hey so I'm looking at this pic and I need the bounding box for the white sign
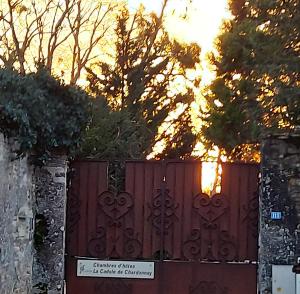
[77,260,155,279]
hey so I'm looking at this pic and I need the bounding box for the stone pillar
[259,133,300,293]
[0,134,34,294]
[33,156,68,294]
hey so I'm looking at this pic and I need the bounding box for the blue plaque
[271,211,282,220]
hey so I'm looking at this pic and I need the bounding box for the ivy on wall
[0,68,91,163]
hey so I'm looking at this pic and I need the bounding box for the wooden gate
[66,160,259,294]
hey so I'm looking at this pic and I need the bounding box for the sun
[128,0,231,85]
[164,1,229,53]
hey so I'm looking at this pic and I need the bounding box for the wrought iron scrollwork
[194,193,228,224]
[183,193,237,261]
[123,228,142,258]
[242,192,259,237]
[218,231,236,261]
[88,190,142,259]
[88,226,106,257]
[98,191,134,226]
[148,188,178,235]
[190,281,229,294]
[182,229,201,260]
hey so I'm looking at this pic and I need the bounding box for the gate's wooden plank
[238,165,251,260]
[180,162,201,260]
[142,162,155,258]
[164,162,176,258]
[152,163,163,258]
[170,162,184,259]
[221,163,259,261]
[193,162,202,194]
[124,162,136,258]
[96,162,109,257]
[86,162,100,257]
[97,162,108,192]
[125,162,135,201]
[66,161,81,256]
[221,163,241,261]
[77,162,89,257]
[246,164,259,261]
[131,162,145,258]
[193,162,202,259]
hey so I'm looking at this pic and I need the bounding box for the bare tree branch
[0,0,116,83]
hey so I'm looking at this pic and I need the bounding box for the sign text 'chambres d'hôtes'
[77,260,155,279]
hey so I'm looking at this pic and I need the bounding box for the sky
[127,0,231,84]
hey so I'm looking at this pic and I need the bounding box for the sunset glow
[128,0,231,85]
[129,0,231,192]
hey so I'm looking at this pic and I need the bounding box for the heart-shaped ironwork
[193,193,228,223]
[98,191,134,222]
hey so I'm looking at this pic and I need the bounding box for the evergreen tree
[202,0,300,161]
[80,96,151,159]
[83,6,201,159]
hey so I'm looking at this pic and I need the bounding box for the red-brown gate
[66,160,259,294]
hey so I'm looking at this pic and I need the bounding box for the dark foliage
[202,0,300,161]
[0,68,91,163]
[82,7,201,160]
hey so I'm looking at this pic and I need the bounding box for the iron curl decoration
[87,190,142,259]
[148,188,178,235]
[123,228,142,259]
[182,229,201,260]
[87,226,106,258]
[194,193,229,224]
[98,191,134,226]
[218,231,237,262]
[183,193,237,261]
[242,192,259,238]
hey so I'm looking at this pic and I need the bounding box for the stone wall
[259,133,300,293]
[0,134,34,294]
[0,133,68,294]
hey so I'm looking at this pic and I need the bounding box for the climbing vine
[0,68,91,163]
